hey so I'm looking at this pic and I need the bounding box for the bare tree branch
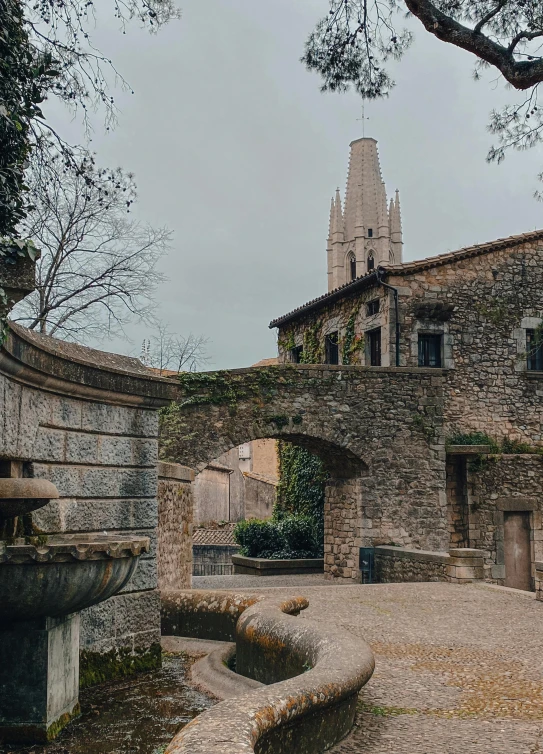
[10,144,170,341]
[141,324,210,374]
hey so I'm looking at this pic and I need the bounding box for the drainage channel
[0,653,214,754]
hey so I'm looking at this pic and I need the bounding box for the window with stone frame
[367,228,373,238]
[325,331,339,365]
[418,333,442,368]
[367,299,380,316]
[368,328,381,366]
[290,345,303,364]
[527,329,543,371]
[367,253,375,272]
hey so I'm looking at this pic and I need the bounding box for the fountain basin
[0,534,149,623]
[0,533,150,742]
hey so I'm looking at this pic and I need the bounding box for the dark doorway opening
[368,328,381,366]
[325,332,339,365]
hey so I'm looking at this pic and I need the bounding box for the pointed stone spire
[328,196,335,239]
[326,138,403,287]
[390,189,403,264]
[331,189,344,239]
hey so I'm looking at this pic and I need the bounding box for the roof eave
[269,270,381,329]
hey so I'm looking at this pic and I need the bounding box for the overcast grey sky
[47,1,543,369]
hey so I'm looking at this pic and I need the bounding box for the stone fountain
[0,477,149,743]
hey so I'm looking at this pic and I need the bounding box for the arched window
[348,253,357,281]
[367,253,375,272]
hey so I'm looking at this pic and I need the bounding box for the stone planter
[232,554,324,576]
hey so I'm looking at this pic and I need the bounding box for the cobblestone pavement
[192,573,346,589]
[202,581,543,753]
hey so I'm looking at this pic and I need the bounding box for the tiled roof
[193,523,238,546]
[269,229,543,329]
[383,229,543,275]
[269,271,379,328]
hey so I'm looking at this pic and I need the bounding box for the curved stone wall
[0,323,173,680]
[162,590,375,754]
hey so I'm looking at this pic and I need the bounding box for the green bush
[446,431,499,450]
[233,515,322,560]
[233,519,282,558]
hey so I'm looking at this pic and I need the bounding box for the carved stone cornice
[0,533,150,564]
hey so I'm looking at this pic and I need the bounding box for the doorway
[504,512,532,591]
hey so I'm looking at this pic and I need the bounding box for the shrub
[446,431,499,451]
[233,515,322,560]
[233,519,282,558]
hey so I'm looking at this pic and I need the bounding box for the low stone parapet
[161,590,374,754]
[447,548,486,583]
[232,554,324,576]
[375,546,485,584]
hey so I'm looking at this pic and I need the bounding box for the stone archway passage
[159,364,447,579]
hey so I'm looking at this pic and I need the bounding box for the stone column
[157,461,194,591]
[0,615,80,743]
[324,477,363,582]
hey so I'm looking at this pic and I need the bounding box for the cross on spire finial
[356,101,370,138]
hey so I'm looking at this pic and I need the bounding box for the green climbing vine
[342,303,364,365]
[275,317,327,549]
[165,366,299,415]
[300,320,324,364]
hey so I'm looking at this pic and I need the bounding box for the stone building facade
[265,137,543,590]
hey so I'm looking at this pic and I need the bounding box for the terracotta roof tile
[193,523,238,545]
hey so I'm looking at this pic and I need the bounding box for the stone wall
[388,238,543,445]
[192,545,240,574]
[157,461,193,591]
[374,546,485,584]
[277,284,391,367]
[466,454,543,583]
[243,471,276,520]
[160,365,447,579]
[0,324,175,680]
[375,546,449,582]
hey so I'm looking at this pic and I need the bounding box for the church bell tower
[327,138,403,292]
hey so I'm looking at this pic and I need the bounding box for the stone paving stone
[199,578,543,753]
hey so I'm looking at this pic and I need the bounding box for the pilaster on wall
[446,456,469,548]
[324,477,363,582]
[157,461,194,591]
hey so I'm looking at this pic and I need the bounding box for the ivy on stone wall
[275,321,327,542]
[300,320,324,364]
[342,303,364,365]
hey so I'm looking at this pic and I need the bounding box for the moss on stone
[79,643,161,689]
[46,703,81,740]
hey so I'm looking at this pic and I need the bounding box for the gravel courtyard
[193,578,543,754]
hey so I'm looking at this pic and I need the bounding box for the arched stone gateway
[159,363,446,581]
